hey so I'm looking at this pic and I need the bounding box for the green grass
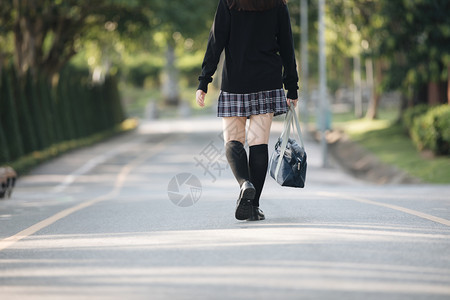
[335,115,450,184]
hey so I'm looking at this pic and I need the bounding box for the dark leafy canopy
[327,0,449,92]
[0,0,217,77]
[150,0,217,42]
[0,0,151,77]
[376,0,450,85]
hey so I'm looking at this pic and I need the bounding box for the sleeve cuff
[286,89,298,100]
[197,80,209,93]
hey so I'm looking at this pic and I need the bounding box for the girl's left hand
[196,90,206,107]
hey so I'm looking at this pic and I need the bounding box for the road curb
[311,129,421,185]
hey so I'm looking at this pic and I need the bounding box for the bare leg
[222,116,247,144]
[222,116,249,186]
[247,113,273,146]
[222,113,273,145]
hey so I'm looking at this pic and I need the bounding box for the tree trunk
[353,55,363,118]
[364,58,376,119]
[162,43,180,106]
[12,0,82,80]
[428,81,440,105]
[365,59,383,119]
[343,58,351,88]
[13,0,44,77]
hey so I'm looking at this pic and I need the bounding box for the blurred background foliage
[1,0,448,110]
[0,0,449,177]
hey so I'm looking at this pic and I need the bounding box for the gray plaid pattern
[217,89,288,117]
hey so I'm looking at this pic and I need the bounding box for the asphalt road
[1,116,449,300]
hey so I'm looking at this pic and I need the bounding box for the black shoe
[247,206,265,221]
[235,181,256,220]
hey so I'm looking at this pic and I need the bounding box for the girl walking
[196,0,299,221]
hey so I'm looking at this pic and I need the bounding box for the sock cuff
[249,144,268,150]
[226,140,244,147]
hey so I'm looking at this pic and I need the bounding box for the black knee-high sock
[225,141,250,187]
[249,144,268,207]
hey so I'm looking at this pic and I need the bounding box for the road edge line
[317,191,450,227]
[0,136,177,252]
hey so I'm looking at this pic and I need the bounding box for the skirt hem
[217,88,287,118]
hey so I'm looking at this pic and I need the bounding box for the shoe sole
[247,207,265,221]
[235,186,255,220]
[247,215,265,221]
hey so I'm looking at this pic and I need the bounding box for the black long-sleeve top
[198,0,299,99]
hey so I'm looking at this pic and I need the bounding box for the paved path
[0,116,449,299]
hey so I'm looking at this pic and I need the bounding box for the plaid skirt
[217,89,288,117]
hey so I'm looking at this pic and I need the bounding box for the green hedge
[402,104,429,131]
[0,64,126,169]
[404,104,450,155]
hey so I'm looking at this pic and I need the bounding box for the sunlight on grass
[338,119,392,138]
[334,114,450,184]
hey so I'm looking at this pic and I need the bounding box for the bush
[0,70,24,160]
[402,104,429,130]
[0,63,126,168]
[410,105,450,155]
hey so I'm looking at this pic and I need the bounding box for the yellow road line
[0,136,176,252]
[318,191,450,227]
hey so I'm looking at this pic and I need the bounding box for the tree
[0,0,150,80]
[149,0,217,105]
[322,0,449,120]
[354,0,449,107]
